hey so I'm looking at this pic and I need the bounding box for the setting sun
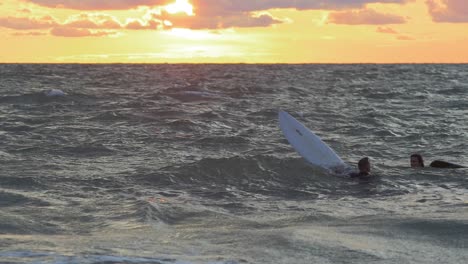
[165,0,194,16]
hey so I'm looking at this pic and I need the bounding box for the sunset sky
[0,0,467,63]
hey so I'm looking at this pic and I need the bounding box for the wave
[0,191,50,207]
[0,91,68,104]
[134,155,408,200]
[59,143,115,157]
[0,251,185,264]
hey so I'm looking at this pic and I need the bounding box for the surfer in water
[349,157,371,179]
[410,154,424,168]
[410,153,465,168]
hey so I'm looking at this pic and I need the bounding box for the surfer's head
[358,157,370,174]
[410,154,424,167]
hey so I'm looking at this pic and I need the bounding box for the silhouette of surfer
[410,154,424,168]
[349,157,371,179]
[410,153,465,168]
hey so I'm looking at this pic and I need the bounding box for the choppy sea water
[0,64,467,264]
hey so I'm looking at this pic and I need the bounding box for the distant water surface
[0,64,467,263]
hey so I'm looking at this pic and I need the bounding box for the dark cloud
[328,8,406,24]
[20,0,412,29]
[427,0,468,23]
[191,0,409,15]
[5,1,414,33]
[63,14,123,29]
[0,16,57,29]
[23,0,410,11]
[0,13,162,37]
[24,0,169,10]
[124,19,161,30]
[157,11,284,29]
[62,14,162,30]
[168,0,408,29]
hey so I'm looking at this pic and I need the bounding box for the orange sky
[0,0,467,63]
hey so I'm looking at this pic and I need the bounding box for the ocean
[0,64,467,263]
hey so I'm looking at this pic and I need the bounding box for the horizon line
[2,62,468,65]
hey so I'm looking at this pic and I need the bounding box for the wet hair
[358,157,370,171]
[410,154,424,167]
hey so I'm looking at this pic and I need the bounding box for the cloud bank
[427,0,468,23]
[0,16,57,29]
[22,0,169,10]
[24,0,409,11]
[0,13,162,37]
[0,0,416,36]
[20,0,410,29]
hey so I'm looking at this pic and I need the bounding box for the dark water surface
[0,64,467,263]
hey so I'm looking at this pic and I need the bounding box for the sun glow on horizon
[166,28,215,40]
[1,0,468,63]
[165,0,194,16]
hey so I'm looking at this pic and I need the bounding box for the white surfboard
[279,110,346,170]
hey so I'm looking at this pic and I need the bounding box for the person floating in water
[350,157,371,179]
[410,154,425,168]
[410,153,465,168]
